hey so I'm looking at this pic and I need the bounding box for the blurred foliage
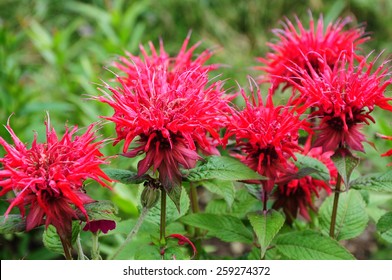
[1,0,392,259]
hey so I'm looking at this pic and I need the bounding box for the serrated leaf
[0,215,26,234]
[180,213,253,244]
[331,149,360,187]
[76,200,120,222]
[351,170,392,193]
[42,222,81,255]
[294,153,330,181]
[104,168,150,184]
[202,179,235,208]
[276,230,355,260]
[184,156,266,182]
[319,189,368,240]
[145,188,190,225]
[248,210,285,258]
[377,212,392,243]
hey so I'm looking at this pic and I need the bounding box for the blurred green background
[1,0,392,259]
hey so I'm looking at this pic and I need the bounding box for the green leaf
[0,215,26,234]
[76,200,120,222]
[145,188,190,225]
[276,230,355,260]
[331,149,360,187]
[134,244,161,260]
[351,170,392,193]
[377,212,392,243]
[42,222,81,255]
[180,213,253,244]
[184,156,265,182]
[248,210,285,258]
[166,184,182,213]
[319,189,368,240]
[104,168,150,184]
[202,179,235,208]
[294,153,330,181]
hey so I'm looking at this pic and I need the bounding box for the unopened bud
[141,183,160,209]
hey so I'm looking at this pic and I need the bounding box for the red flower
[224,87,310,193]
[0,116,111,244]
[290,53,392,152]
[258,14,367,92]
[273,147,336,222]
[96,36,231,190]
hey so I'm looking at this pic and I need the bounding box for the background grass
[1,0,392,259]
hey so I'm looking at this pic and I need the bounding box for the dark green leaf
[42,222,81,255]
[377,212,392,243]
[0,215,26,234]
[331,149,360,187]
[319,189,368,240]
[248,210,285,258]
[180,213,253,244]
[104,168,150,184]
[351,170,392,193]
[184,156,265,182]
[202,179,235,208]
[294,153,330,181]
[276,230,355,260]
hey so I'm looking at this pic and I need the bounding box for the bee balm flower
[0,117,111,246]
[290,54,392,152]
[258,14,367,92]
[224,87,310,193]
[96,37,231,191]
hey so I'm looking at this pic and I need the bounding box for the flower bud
[141,183,160,209]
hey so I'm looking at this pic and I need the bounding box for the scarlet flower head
[258,14,367,92]
[273,147,335,222]
[97,36,231,190]
[224,87,309,192]
[0,116,111,243]
[291,53,392,152]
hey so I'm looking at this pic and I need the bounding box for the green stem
[189,183,201,236]
[329,173,342,238]
[76,233,86,260]
[59,234,73,260]
[110,207,149,260]
[91,232,101,260]
[160,189,167,247]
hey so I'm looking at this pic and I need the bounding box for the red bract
[378,134,392,164]
[258,14,367,92]
[96,37,231,190]
[0,117,111,244]
[273,147,335,222]
[224,87,309,193]
[290,53,392,152]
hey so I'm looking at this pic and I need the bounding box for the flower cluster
[0,117,111,242]
[97,36,232,190]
